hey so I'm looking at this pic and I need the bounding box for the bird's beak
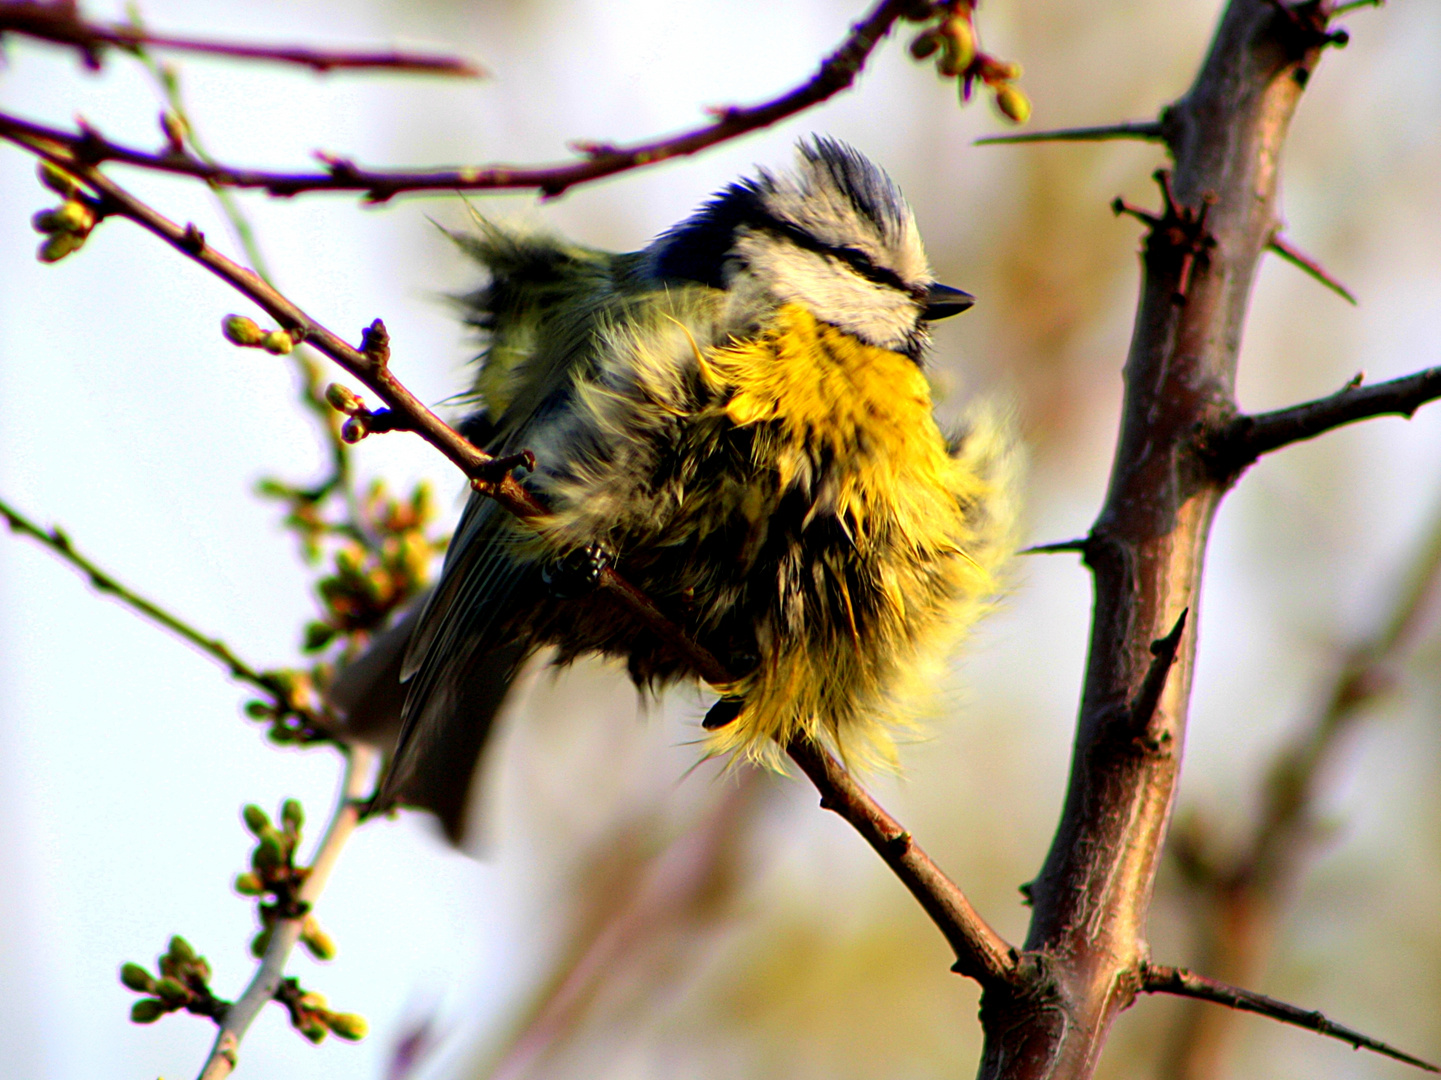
[921,283,975,321]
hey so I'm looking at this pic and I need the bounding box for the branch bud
[234,871,264,895]
[120,963,156,993]
[130,998,166,1024]
[155,976,190,1006]
[242,803,271,835]
[325,383,363,414]
[995,83,1032,124]
[281,798,304,834]
[261,330,295,355]
[37,231,85,263]
[38,161,79,197]
[223,315,266,347]
[340,416,368,444]
[300,915,337,961]
[326,1012,369,1041]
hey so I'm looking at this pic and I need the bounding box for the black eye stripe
[749,212,922,301]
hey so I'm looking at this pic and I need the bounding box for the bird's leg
[541,541,615,599]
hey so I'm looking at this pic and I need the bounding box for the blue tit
[340,137,1016,839]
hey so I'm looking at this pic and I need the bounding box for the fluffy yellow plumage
[348,138,1016,838]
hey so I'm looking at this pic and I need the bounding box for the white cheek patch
[732,231,920,351]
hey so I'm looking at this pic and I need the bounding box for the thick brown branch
[2,136,1019,994]
[1142,964,1441,1073]
[0,1,480,74]
[0,0,913,201]
[1206,363,1441,475]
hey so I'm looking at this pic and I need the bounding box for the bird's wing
[379,225,638,810]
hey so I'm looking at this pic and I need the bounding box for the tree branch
[0,0,917,201]
[1142,964,1440,1073]
[196,744,378,1080]
[0,1,480,74]
[0,130,1022,995]
[1205,363,1441,475]
[0,494,333,735]
[1160,494,1441,1080]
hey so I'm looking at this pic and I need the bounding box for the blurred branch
[0,0,481,74]
[197,744,378,1080]
[1160,496,1441,1080]
[2,115,1024,998]
[1205,363,1441,475]
[1142,964,1441,1072]
[0,0,920,201]
[0,494,334,737]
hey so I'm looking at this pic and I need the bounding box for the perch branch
[1142,964,1440,1073]
[0,137,1019,993]
[0,1,480,74]
[1206,362,1441,476]
[196,744,378,1080]
[0,0,915,201]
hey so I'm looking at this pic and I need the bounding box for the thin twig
[0,1,480,74]
[1206,363,1441,475]
[786,738,1020,985]
[0,0,915,201]
[1142,964,1440,1072]
[1267,233,1357,305]
[974,119,1166,146]
[1019,537,1090,555]
[1,123,1021,996]
[196,744,378,1080]
[0,494,331,728]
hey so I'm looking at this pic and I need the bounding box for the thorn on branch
[1262,0,1351,52]
[1115,170,1217,304]
[976,119,1166,146]
[1126,608,1189,743]
[1020,536,1091,555]
[1267,233,1357,304]
[1142,963,1440,1072]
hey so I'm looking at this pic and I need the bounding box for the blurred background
[1,1,1439,1077]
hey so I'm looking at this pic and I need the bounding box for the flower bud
[302,621,336,652]
[995,83,1032,124]
[120,963,156,993]
[32,209,62,234]
[53,199,96,234]
[223,315,266,347]
[250,927,273,958]
[938,17,975,76]
[300,915,337,961]
[341,416,367,444]
[325,383,362,413]
[130,998,167,1024]
[261,330,294,355]
[38,231,85,263]
[167,936,197,964]
[327,1012,369,1041]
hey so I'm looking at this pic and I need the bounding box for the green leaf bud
[281,799,304,835]
[120,963,156,993]
[167,936,197,965]
[155,976,189,1005]
[301,1021,329,1044]
[130,998,167,1024]
[223,315,266,347]
[302,622,336,652]
[250,927,273,958]
[938,18,975,76]
[908,29,942,60]
[38,230,85,263]
[327,1012,369,1041]
[995,83,1032,124]
[300,916,337,961]
[39,161,79,196]
[340,416,367,444]
[32,209,62,234]
[244,700,273,719]
[242,804,270,835]
[261,330,294,355]
[254,833,286,870]
[234,871,264,895]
